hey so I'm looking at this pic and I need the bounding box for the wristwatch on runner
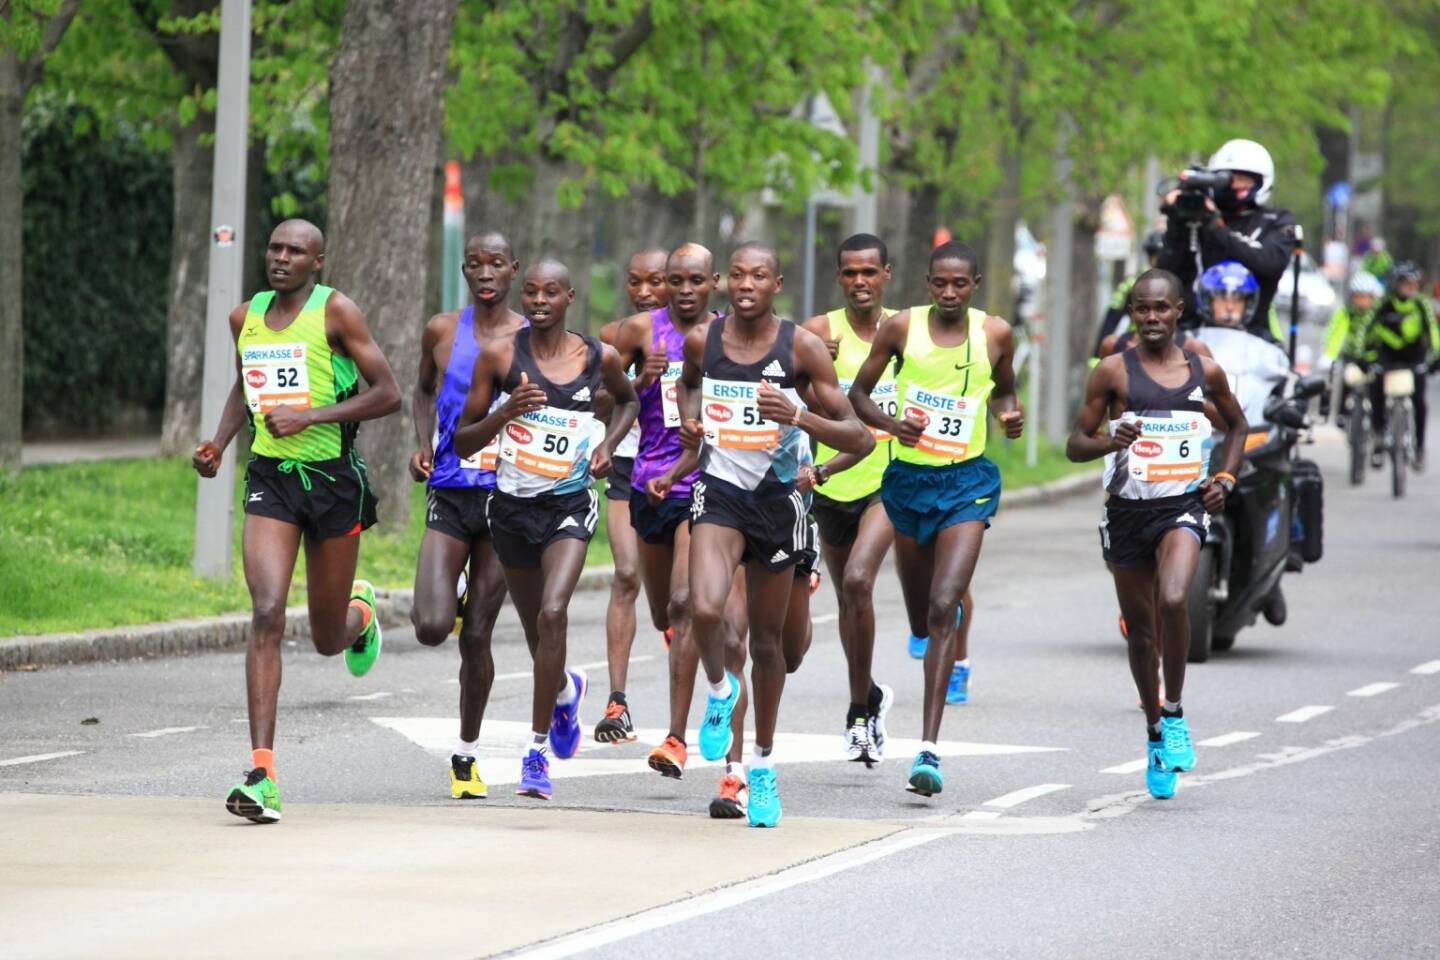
[1212,471,1237,494]
[814,463,830,486]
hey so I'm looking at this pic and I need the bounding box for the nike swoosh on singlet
[953,362,977,371]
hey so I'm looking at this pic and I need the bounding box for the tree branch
[19,0,81,93]
[587,2,652,90]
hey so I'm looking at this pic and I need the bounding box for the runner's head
[835,234,892,313]
[926,241,981,322]
[1129,269,1185,348]
[522,258,575,331]
[727,243,782,322]
[666,243,718,323]
[464,230,519,308]
[626,247,669,312]
[266,219,325,293]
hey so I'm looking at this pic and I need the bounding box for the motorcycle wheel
[1347,400,1366,486]
[1186,544,1218,663]
[1391,402,1409,499]
[1212,633,1236,652]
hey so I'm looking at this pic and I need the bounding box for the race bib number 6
[661,360,685,427]
[499,406,596,478]
[702,377,777,450]
[242,342,311,413]
[901,386,977,460]
[1125,414,1211,482]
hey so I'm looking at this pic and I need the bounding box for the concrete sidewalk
[21,435,162,466]
[0,792,896,960]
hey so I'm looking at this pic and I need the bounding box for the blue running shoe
[516,748,552,800]
[549,668,587,760]
[747,767,781,827]
[1160,713,1196,772]
[699,671,740,761]
[946,661,971,705]
[907,633,928,659]
[906,750,943,796]
[1146,740,1176,799]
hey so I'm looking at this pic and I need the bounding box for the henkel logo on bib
[706,403,733,423]
[506,423,533,445]
[245,369,267,389]
[1131,439,1163,458]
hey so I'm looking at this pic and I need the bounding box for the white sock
[708,674,733,700]
[920,740,938,755]
[455,739,479,758]
[529,731,548,754]
[956,658,970,670]
[725,761,745,778]
[556,671,578,707]
[1162,699,1182,714]
[750,747,774,770]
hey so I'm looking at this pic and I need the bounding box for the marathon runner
[453,258,639,800]
[652,243,873,826]
[1066,268,1246,799]
[192,218,401,823]
[591,247,669,743]
[408,230,526,800]
[848,241,1024,797]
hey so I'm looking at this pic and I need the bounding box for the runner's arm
[453,341,542,458]
[654,325,706,489]
[596,344,639,457]
[986,316,1024,439]
[193,305,252,475]
[307,291,401,426]
[410,315,444,478]
[1065,357,1128,462]
[766,327,874,457]
[847,312,907,437]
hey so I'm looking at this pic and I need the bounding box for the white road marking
[507,828,945,960]
[128,726,204,739]
[1277,705,1334,723]
[813,613,838,625]
[981,783,1070,809]
[1196,731,1261,748]
[1101,758,1148,775]
[482,654,660,686]
[1411,660,1440,675]
[960,810,1002,821]
[1348,682,1400,697]
[0,751,83,768]
[347,691,393,702]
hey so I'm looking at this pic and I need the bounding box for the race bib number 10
[242,342,311,413]
[702,377,777,450]
[1124,414,1211,482]
[841,377,897,441]
[661,361,685,427]
[499,406,595,478]
[901,386,977,460]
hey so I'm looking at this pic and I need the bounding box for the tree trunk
[1068,195,1104,411]
[984,131,1021,320]
[0,68,23,471]
[878,178,938,309]
[158,112,214,455]
[325,0,456,530]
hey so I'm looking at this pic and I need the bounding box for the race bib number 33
[702,377,777,450]
[499,406,595,478]
[242,342,311,413]
[1124,414,1211,482]
[902,387,977,459]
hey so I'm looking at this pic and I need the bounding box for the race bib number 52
[702,377,777,450]
[499,406,596,478]
[242,342,311,413]
[901,386,977,460]
[1125,414,1211,482]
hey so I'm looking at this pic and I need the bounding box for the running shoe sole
[514,786,551,800]
[225,789,280,823]
[594,720,636,744]
[709,797,746,819]
[906,769,943,797]
[647,753,684,779]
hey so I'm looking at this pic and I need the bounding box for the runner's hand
[192,441,221,478]
[679,418,704,451]
[1110,419,1141,450]
[757,381,799,425]
[589,446,612,480]
[797,465,817,494]
[895,411,926,447]
[1200,478,1227,515]
[636,349,668,390]
[646,474,672,505]
[824,337,840,360]
[408,450,432,481]
[998,409,1024,439]
[265,404,312,438]
[503,371,547,420]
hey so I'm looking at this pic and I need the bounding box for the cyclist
[1363,262,1438,470]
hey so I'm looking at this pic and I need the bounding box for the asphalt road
[3,406,1438,959]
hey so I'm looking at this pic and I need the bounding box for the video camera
[1161,167,1231,221]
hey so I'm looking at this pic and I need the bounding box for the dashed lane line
[1277,705,1334,723]
[981,783,1071,809]
[1347,682,1400,698]
[1411,660,1440,676]
[1101,758,1148,775]
[0,751,83,768]
[347,691,393,702]
[1196,731,1261,748]
[128,726,205,738]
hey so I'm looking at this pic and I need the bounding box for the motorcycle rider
[1362,261,1439,470]
[1158,139,1298,342]
[1193,261,1292,428]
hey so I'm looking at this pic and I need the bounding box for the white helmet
[1208,139,1275,206]
[1348,271,1383,297]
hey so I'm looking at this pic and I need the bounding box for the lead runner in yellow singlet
[847,240,1024,798]
[192,219,401,824]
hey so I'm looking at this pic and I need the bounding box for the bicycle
[1373,362,1428,499]
[1339,361,1372,486]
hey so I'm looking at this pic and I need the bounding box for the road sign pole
[192,0,252,579]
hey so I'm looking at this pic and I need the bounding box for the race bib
[841,377,897,441]
[433,396,503,473]
[661,361,685,427]
[499,406,596,478]
[241,342,311,413]
[1123,413,1211,482]
[702,377,777,450]
[901,386,978,460]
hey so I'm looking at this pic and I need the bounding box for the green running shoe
[345,579,382,677]
[226,768,281,823]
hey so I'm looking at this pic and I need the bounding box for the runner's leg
[688,524,745,685]
[412,528,471,647]
[604,495,641,692]
[1153,529,1203,705]
[747,564,797,755]
[458,539,506,743]
[242,516,302,751]
[723,572,749,765]
[781,571,812,675]
[1110,564,1161,727]
[917,521,985,742]
[301,530,365,656]
[827,501,892,703]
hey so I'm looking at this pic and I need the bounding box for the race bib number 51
[702,377,777,450]
[901,386,977,460]
[499,406,596,478]
[1125,414,1211,482]
[242,342,311,413]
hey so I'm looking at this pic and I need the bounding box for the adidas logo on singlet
[761,359,785,378]
[572,386,592,402]
[1187,386,1204,402]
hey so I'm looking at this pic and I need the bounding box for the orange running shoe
[647,735,687,779]
[709,772,748,819]
[593,697,636,743]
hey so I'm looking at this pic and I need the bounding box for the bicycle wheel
[1391,400,1410,499]
[1347,396,1367,486]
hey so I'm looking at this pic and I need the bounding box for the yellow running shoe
[449,754,488,799]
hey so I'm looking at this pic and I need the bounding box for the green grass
[0,440,1083,637]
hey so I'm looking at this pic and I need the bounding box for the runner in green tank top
[849,241,1024,798]
[191,219,401,824]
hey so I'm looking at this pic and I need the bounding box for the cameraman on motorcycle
[1362,261,1439,470]
[1158,139,1298,342]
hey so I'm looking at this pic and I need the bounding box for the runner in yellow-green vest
[191,219,401,824]
[848,241,1024,799]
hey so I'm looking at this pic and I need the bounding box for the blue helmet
[1199,260,1259,326]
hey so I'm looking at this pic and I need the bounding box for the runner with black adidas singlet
[192,218,401,823]
[409,230,526,801]
[848,241,1024,798]
[454,258,639,801]
[1067,268,1246,800]
[651,243,873,827]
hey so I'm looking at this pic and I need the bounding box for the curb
[1,470,1101,672]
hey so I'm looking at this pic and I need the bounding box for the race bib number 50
[242,342,311,413]
[1124,414,1211,482]
[499,406,596,478]
[901,386,977,459]
[702,377,777,450]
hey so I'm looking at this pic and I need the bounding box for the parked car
[1274,251,1337,325]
